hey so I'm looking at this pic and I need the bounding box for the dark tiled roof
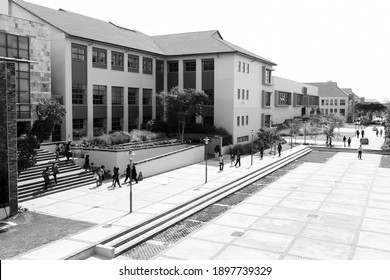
[306,82,349,98]
[13,0,165,54]
[342,88,360,100]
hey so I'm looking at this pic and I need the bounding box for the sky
[24,0,390,102]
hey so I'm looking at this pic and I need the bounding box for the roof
[13,1,276,65]
[342,88,360,100]
[306,82,349,98]
[12,0,165,54]
[152,31,276,65]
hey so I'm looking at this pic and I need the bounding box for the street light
[203,137,210,183]
[128,149,135,213]
[251,130,254,166]
[303,120,307,145]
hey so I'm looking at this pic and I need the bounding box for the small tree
[17,134,38,175]
[31,98,66,142]
[158,87,209,142]
[355,102,387,123]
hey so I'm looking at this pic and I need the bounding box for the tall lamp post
[251,130,254,165]
[128,149,135,213]
[303,120,307,145]
[204,137,209,183]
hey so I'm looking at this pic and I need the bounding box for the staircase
[18,148,96,202]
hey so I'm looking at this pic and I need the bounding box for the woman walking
[83,155,91,172]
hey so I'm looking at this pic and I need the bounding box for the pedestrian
[277,143,282,157]
[259,145,264,160]
[83,155,90,172]
[42,166,50,190]
[214,145,220,160]
[343,136,346,147]
[65,142,71,161]
[124,164,131,183]
[347,137,351,147]
[54,143,60,162]
[111,167,121,188]
[380,129,383,137]
[235,151,241,167]
[100,165,105,182]
[219,153,224,171]
[376,130,379,137]
[132,165,138,184]
[51,162,59,184]
[93,170,100,187]
[329,137,332,148]
[230,152,235,166]
[357,145,363,159]
[356,130,360,138]
[361,130,365,138]
[97,166,104,186]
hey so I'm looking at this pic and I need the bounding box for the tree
[355,102,387,123]
[17,134,38,175]
[31,98,66,142]
[158,87,209,142]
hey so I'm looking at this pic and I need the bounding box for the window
[128,87,139,105]
[265,92,271,107]
[72,83,87,104]
[237,136,249,143]
[92,48,107,68]
[325,99,329,106]
[143,57,153,74]
[111,51,124,71]
[264,68,272,84]
[202,60,214,71]
[340,99,346,105]
[247,63,249,73]
[330,109,333,113]
[168,61,178,72]
[112,87,123,105]
[330,99,333,106]
[237,116,240,126]
[16,62,30,103]
[185,61,196,71]
[16,104,31,119]
[265,115,271,127]
[204,89,214,105]
[241,116,244,126]
[246,115,249,125]
[73,119,87,138]
[93,85,107,105]
[246,90,249,100]
[237,89,240,99]
[309,96,318,106]
[242,89,245,100]
[334,99,338,106]
[321,109,324,115]
[128,54,139,72]
[112,117,122,131]
[203,116,214,127]
[0,33,29,59]
[296,94,303,106]
[243,62,245,73]
[143,89,152,105]
[325,109,329,115]
[334,109,338,113]
[93,118,106,136]
[72,45,85,61]
[340,109,345,116]
[278,91,291,105]
[238,61,241,72]
[321,99,324,105]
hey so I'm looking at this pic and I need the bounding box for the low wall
[135,145,204,178]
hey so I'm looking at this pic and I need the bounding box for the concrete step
[18,162,80,182]
[86,146,312,259]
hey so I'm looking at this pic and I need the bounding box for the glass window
[278,92,291,105]
[330,99,333,105]
[265,92,271,107]
[168,61,178,72]
[143,57,153,74]
[143,89,152,105]
[334,99,338,106]
[321,99,324,105]
[238,61,241,72]
[128,54,139,72]
[246,115,248,125]
[246,90,249,100]
[265,68,272,84]
[247,63,249,73]
[111,51,124,70]
[112,117,122,131]
[242,89,245,100]
[202,60,214,71]
[92,48,107,67]
[340,109,345,116]
[185,61,196,71]
[93,85,107,105]
[237,116,240,126]
[128,87,139,105]
[241,116,244,126]
[112,87,123,105]
[203,89,214,106]
[72,83,87,104]
[237,89,240,99]
[340,99,346,105]
[72,45,85,61]
[243,62,245,73]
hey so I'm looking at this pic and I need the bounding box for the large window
[278,91,291,105]
[71,45,85,61]
[264,67,272,84]
[237,116,240,126]
[112,86,123,105]
[93,118,106,136]
[128,54,139,72]
[128,87,139,105]
[143,89,153,105]
[73,119,87,138]
[72,83,87,104]
[185,61,196,72]
[168,61,178,72]
[204,89,214,106]
[264,92,271,107]
[296,94,303,106]
[143,57,153,74]
[340,99,346,105]
[202,60,214,71]
[0,33,29,59]
[92,48,107,68]
[340,109,345,116]
[111,51,124,71]
[237,136,249,143]
[93,85,107,105]
[112,117,122,131]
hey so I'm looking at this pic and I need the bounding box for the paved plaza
[16,125,390,260]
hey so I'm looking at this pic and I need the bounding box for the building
[306,81,349,121]
[342,88,360,122]
[8,0,281,145]
[272,76,319,126]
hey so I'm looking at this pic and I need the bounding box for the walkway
[15,125,387,260]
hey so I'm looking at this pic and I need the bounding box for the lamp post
[204,137,209,183]
[304,121,307,145]
[251,130,254,166]
[128,149,135,213]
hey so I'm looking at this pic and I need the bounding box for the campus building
[306,81,349,122]
[342,88,361,122]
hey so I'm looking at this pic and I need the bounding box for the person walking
[54,143,60,162]
[259,145,264,160]
[277,143,282,157]
[93,170,100,187]
[329,137,332,148]
[361,130,365,138]
[347,137,351,147]
[131,165,138,184]
[65,142,71,161]
[100,165,105,182]
[230,152,235,167]
[83,155,91,172]
[380,129,383,137]
[343,136,346,147]
[235,151,241,167]
[42,167,50,190]
[357,145,363,160]
[356,130,360,138]
[124,164,131,183]
[97,166,104,186]
[214,145,220,161]
[219,153,224,171]
[111,167,121,188]
[51,162,59,184]
[376,130,379,137]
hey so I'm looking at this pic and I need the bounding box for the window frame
[142,57,153,74]
[92,47,107,68]
[127,54,139,73]
[111,51,124,71]
[93,85,107,105]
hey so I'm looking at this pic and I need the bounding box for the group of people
[356,129,365,138]
[41,162,60,190]
[109,164,139,188]
[54,142,72,162]
[342,136,352,147]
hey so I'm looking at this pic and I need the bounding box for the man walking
[51,162,59,184]
[42,167,50,190]
[356,130,360,138]
[347,137,351,147]
[357,145,363,160]
[343,136,346,147]
[131,165,138,184]
[361,130,365,138]
[230,152,235,167]
[219,153,224,171]
[124,164,131,183]
[235,151,241,167]
[277,143,282,157]
[259,145,264,160]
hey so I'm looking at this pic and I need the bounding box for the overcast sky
[26,0,390,102]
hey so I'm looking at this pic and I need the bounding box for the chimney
[0,0,10,16]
